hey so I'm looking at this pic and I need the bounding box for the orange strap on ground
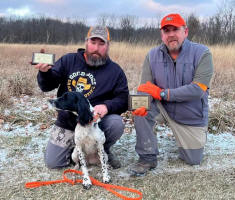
[25,169,142,200]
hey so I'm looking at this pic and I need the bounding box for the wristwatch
[160,90,167,100]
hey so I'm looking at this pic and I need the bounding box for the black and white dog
[49,91,111,189]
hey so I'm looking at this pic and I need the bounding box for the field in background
[0,43,235,199]
[0,42,234,132]
[0,42,235,95]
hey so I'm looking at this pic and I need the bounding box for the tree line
[0,3,234,45]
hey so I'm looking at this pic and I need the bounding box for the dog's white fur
[72,118,111,189]
[49,92,110,189]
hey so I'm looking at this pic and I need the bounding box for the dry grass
[1,42,235,132]
[208,45,235,133]
[1,42,234,95]
[210,45,235,101]
[0,42,235,199]
[110,42,151,91]
[1,168,235,200]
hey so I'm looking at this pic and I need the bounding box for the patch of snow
[4,109,11,116]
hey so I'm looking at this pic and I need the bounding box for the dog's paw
[82,177,92,189]
[103,175,111,184]
[104,179,112,184]
[83,183,92,190]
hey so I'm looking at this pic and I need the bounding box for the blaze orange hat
[160,13,186,29]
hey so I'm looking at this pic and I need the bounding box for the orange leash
[25,169,142,200]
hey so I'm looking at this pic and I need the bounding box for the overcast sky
[0,0,231,25]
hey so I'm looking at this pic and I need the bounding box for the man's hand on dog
[94,104,108,118]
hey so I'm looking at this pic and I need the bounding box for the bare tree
[0,5,234,45]
[186,14,201,41]
[97,14,108,26]
[119,15,136,42]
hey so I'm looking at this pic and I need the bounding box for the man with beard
[130,13,214,176]
[34,26,129,169]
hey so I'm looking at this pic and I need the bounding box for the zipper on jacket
[164,62,169,88]
[173,61,177,119]
[182,63,186,84]
[166,53,177,119]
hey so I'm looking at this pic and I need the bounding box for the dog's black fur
[49,91,93,126]
[49,91,111,189]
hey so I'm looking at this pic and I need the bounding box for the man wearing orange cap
[130,14,214,176]
[34,26,129,169]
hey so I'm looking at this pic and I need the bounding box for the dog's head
[49,91,93,126]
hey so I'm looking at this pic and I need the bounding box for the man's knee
[108,116,124,144]
[100,115,124,152]
[44,141,73,169]
[185,156,203,165]
[111,116,124,136]
[100,114,124,136]
[110,115,124,129]
[178,147,204,165]
[44,156,59,169]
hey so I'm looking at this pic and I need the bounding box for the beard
[85,50,108,67]
[166,37,183,52]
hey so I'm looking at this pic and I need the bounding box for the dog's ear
[76,95,93,126]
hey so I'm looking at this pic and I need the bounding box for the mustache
[167,37,178,43]
[91,51,102,57]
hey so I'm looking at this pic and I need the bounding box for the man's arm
[103,70,129,115]
[166,51,214,102]
[140,54,153,84]
[37,56,65,92]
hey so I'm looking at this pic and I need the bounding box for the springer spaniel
[49,91,111,189]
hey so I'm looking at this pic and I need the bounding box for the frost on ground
[115,127,235,179]
[0,93,235,189]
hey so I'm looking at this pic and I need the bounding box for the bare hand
[34,63,52,72]
[94,104,108,118]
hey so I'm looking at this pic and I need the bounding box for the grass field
[0,42,235,200]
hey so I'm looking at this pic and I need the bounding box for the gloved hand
[132,107,148,116]
[138,81,162,100]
